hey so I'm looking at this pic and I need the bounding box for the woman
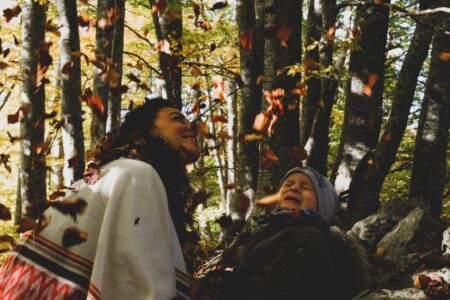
[0,98,200,299]
[225,166,369,299]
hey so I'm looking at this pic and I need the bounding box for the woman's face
[278,172,318,210]
[151,107,201,165]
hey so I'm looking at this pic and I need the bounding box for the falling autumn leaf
[211,1,228,11]
[7,108,21,124]
[261,146,278,168]
[288,146,307,165]
[253,113,269,132]
[62,226,88,248]
[241,28,255,51]
[88,95,106,120]
[0,154,11,173]
[18,216,37,233]
[190,65,202,76]
[217,130,232,140]
[243,133,263,142]
[224,183,238,189]
[3,5,22,22]
[363,73,378,96]
[210,115,228,123]
[303,57,317,75]
[0,235,15,246]
[256,75,265,85]
[61,61,75,77]
[47,198,87,221]
[326,26,336,40]
[155,39,171,55]
[236,192,251,215]
[439,52,450,61]
[213,76,225,100]
[276,26,291,48]
[0,203,12,220]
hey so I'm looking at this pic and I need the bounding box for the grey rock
[442,227,450,257]
[376,207,442,271]
[353,288,428,300]
[348,197,427,249]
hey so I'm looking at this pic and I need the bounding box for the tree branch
[124,24,154,47]
[123,50,161,75]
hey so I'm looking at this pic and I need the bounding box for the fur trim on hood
[329,226,371,299]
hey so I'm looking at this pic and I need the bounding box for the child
[228,166,369,300]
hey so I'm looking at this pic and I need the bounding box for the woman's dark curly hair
[90,98,192,245]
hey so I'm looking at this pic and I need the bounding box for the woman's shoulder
[102,157,161,181]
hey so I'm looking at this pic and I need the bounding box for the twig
[123,50,161,75]
[0,84,16,113]
[124,24,154,47]
[397,7,450,16]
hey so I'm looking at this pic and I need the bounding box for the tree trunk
[236,0,263,209]
[332,2,390,196]
[301,0,321,147]
[106,0,125,132]
[256,0,302,197]
[409,16,450,218]
[226,78,238,214]
[348,0,435,223]
[20,0,47,219]
[150,0,183,108]
[305,0,337,176]
[57,0,85,185]
[91,0,115,147]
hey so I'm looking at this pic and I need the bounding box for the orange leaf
[217,130,232,140]
[190,65,202,76]
[363,73,378,96]
[439,52,450,61]
[224,183,238,189]
[253,113,269,132]
[210,115,228,123]
[213,76,225,100]
[240,28,255,51]
[327,26,336,40]
[155,39,171,55]
[88,95,106,120]
[243,133,263,142]
[256,75,265,85]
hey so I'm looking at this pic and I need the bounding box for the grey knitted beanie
[278,167,339,223]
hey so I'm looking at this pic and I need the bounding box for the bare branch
[124,24,154,47]
[123,50,161,75]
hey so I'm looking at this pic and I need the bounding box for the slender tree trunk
[409,16,450,218]
[107,0,125,132]
[332,2,390,196]
[57,0,85,185]
[226,78,238,214]
[236,0,263,209]
[305,0,337,176]
[206,83,226,204]
[348,0,435,223]
[256,0,302,197]
[301,0,321,146]
[91,0,114,147]
[20,0,47,219]
[150,0,183,108]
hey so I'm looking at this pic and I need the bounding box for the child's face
[278,172,318,210]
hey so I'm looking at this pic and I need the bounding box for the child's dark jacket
[229,208,370,300]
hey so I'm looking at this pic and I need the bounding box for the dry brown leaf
[62,227,88,248]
